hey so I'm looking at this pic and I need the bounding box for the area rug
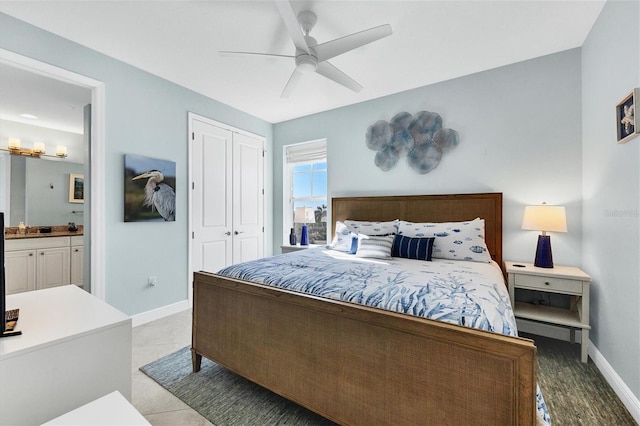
[140,347,336,425]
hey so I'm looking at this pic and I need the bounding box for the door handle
[234,231,244,235]
[225,231,231,236]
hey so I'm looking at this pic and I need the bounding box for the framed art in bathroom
[69,174,84,203]
[616,88,639,144]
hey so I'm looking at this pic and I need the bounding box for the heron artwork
[132,170,176,221]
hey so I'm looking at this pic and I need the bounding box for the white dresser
[0,285,132,425]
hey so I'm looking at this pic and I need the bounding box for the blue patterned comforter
[217,247,551,425]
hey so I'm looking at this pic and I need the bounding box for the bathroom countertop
[6,231,84,240]
[5,225,84,240]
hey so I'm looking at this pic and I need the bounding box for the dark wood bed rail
[192,271,536,425]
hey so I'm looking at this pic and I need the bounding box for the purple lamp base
[300,225,309,246]
[534,235,554,268]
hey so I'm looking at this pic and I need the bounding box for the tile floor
[131,309,212,425]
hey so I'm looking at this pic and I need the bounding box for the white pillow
[328,221,358,253]
[343,219,398,236]
[397,218,491,263]
[355,234,394,259]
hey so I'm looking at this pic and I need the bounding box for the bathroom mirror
[2,154,85,227]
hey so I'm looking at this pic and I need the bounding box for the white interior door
[232,133,264,263]
[191,118,233,274]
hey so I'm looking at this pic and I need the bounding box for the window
[285,140,327,244]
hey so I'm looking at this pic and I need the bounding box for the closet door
[190,114,264,275]
[232,132,264,263]
[191,118,233,274]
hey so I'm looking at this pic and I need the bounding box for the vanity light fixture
[2,138,68,159]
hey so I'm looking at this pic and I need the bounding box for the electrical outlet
[148,276,157,287]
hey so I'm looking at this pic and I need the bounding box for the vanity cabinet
[70,236,84,288]
[5,236,82,294]
[5,249,37,294]
[36,246,71,290]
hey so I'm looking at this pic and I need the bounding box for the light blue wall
[0,13,274,315]
[582,0,639,402]
[274,49,584,268]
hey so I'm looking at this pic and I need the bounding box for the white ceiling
[0,62,91,134]
[0,1,605,125]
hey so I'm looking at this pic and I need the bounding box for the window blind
[286,140,326,164]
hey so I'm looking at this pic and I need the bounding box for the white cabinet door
[36,247,71,290]
[71,245,84,287]
[232,132,264,264]
[5,250,36,294]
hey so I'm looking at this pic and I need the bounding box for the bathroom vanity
[5,228,84,294]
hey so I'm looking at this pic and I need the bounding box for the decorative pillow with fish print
[328,221,358,253]
[397,217,491,263]
[343,219,398,236]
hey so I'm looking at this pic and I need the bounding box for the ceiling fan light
[296,55,317,73]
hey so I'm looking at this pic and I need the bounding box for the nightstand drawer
[514,274,582,294]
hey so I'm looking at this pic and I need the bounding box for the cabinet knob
[75,249,79,252]
[544,281,550,286]
[40,252,44,256]
[29,253,33,256]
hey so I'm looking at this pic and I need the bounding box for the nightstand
[505,261,591,363]
[280,244,317,254]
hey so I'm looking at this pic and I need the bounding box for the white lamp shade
[56,146,68,157]
[294,206,316,223]
[522,205,567,233]
[8,137,21,149]
[33,142,46,153]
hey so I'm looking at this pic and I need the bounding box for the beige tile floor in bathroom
[132,309,212,425]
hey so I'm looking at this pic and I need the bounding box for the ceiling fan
[219,0,392,98]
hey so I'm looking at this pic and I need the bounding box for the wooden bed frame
[192,193,537,425]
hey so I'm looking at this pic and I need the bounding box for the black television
[1,211,21,337]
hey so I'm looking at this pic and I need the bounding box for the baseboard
[131,300,190,327]
[517,319,639,422]
[589,342,640,424]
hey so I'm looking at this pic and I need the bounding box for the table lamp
[294,207,316,246]
[521,203,567,268]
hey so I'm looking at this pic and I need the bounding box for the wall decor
[68,174,84,203]
[365,111,459,174]
[616,88,639,144]
[124,154,176,222]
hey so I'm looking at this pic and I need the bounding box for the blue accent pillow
[392,235,435,261]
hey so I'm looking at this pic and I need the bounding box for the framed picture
[124,154,176,222]
[68,174,84,203]
[616,88,639,144]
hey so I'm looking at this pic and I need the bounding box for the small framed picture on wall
[616,88,639,144]
[69,174,84,203]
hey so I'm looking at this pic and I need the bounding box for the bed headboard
[331,193,503,268]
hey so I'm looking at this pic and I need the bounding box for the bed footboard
[192,271,536,425]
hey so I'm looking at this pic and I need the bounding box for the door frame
[187,112,265,304]
[0,49,107,300]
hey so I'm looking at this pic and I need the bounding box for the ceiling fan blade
[274,0,310,54]
[281,67,304,98]
[219,50,294,59]
[315,61,363,93]
[315,24,392,62]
